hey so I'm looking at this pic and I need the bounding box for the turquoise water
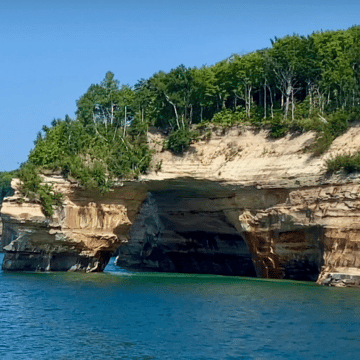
[1,253,360,359]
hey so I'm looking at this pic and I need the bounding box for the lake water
[0,253,360,359]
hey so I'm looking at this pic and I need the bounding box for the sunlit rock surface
[1,178,147,272]
[1,125,360,286]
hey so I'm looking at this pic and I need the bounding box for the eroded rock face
[1,179,147,272]
[113,181,360,286]
[237,184,360,285]
[1,126,360,285]
[115,191,257,276]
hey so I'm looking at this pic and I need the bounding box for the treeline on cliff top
[7,25,360,215]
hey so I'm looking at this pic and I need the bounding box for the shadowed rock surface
[1,126,360,286]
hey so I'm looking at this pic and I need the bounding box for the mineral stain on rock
[1,126,360,286]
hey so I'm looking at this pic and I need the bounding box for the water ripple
[1,255,360,359]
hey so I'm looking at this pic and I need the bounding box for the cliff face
[1,125,360,286]
[1,179,147,271]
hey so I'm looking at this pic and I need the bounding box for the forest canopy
[11,25,360,214]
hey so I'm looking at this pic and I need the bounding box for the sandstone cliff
[1,125,360,286]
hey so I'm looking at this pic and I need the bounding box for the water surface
[0,253,359,359]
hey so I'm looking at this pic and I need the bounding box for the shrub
[27,116,152,190]
[18,163,42,197]
[294,116,324,133]
[307,110,351,156]
[211,108,247,127]
[268,115,289,138]
[326,152,360,174]
[308,129,334,156]
[327,110,349,138]
[166,127,194,154]
[212,109,236,126]
[0,170,17,204]
[37,184,63,217]
[18,163,63,217]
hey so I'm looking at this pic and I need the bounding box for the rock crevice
[1,126,360,286]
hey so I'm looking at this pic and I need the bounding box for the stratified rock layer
[115,185,260,276]
[114,181,360,286]
[1,179,147,272]
[1,125,360,285]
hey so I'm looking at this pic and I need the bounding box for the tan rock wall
[1,178,148,271]
[1,125,360,283]
[145,125,360,186]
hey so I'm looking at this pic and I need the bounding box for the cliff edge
[1,125,360,286]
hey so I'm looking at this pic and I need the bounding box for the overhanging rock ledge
[1,126,360,287]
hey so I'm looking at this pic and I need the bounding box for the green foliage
[0,171,17,204]
[59,156,113,193]
[309,129,334,156]
[26,73,152,200]
[307,110,351,155]
[327,110,349,137]
[166,127,198,154]
[28,73,152,190]
[154,160,162,173]
[129,25,360,152]
[20,25,360,207]
[29,118,151,186]
[326,152,360,174]
[263,107,354,153]
[211,108,247,127]
[18,163,42,196]
[142,25,360,139]
[18,163,63,217]
[268,114,289,138]
[76,71,135,129]
[37,184,64,218]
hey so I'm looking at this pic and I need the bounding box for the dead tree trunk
[124,106,127,136]
[164,93,180,129]
[291,87,295,121]
[263,81,267,119]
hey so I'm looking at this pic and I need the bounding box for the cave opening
[114,187,260,277]
[114,181,325,282]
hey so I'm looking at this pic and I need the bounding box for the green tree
[212,60,232,110]
[267,35,311,120]
[147,65,195,129]
[76,84,107,126]
[230,51,263,118]
[191,66,217,122]
[311,29,357,112]
[0,171,17,204]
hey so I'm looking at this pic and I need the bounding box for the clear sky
[1,0,359,171]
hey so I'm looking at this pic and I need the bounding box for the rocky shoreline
[1,126,360,287]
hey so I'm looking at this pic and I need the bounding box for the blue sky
[1,0,359,171]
